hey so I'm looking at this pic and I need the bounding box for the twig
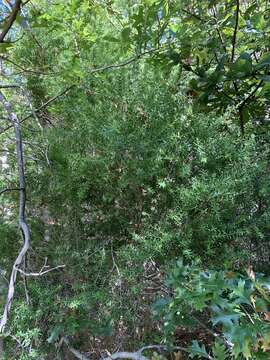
[182,8,204,22]
[0,84,20,88]
[0,0,22,43]
[0,85,75,134]
[22,89,43,129]
[211,6,227,53]
[4,332,24,348]
[89,48,158,74]
[20,6,43,50]
[110,241,121,277]
[237,79,264,110]
[0,55,53,75]
[15,265,65,277]
[231,0,240,62]
[0,187,22,196]
[183,6,227,55]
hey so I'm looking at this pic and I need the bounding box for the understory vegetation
[0,0,270,359]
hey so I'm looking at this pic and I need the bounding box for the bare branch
[89,48,157,74]
[0,0,22,43]
[236,79,264,135]
[62,337,91,360]
[182,8,204,22]
[101,352,148,360]
[0,90,30,333]
[237,79,264,110]
[0,55,53,75]
[231,0,240,62]
[61,339,211,360]
[0,84,20,89]
[15,265,65,277]
[0,187,22,196]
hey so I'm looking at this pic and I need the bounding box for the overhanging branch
[0,187,22,196]
[0,0,22,43]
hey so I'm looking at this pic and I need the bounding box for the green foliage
[30,67,270,270]
[4,60,269,356]
[120,0,270,131]
[2,0,270,358]
[12,67,269,356]
[154,260,270,359]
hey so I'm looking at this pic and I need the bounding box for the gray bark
[0,91,30,336]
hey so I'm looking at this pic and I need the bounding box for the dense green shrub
[2,65,270,358]
[8,69,268,356]
[36,69,270,269]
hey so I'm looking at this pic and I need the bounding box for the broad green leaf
[121,27,131,43]
[212,313,240,327]
[255,53,270,70]
[103,35,119,43]
[228,58,252,78]
[212,340,228,360]
[189,341,210,359]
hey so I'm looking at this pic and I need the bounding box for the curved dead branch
[0,91,30,333]
[62,337,191,360]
